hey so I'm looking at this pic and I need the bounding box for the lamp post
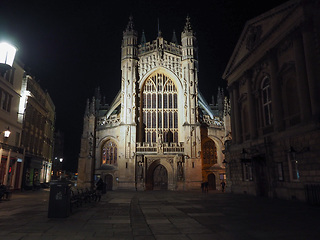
[0,42,17,76]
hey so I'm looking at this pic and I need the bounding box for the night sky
[0,0,288,171]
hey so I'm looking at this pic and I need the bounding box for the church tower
[77,16,229,191]
[180,16,202,185]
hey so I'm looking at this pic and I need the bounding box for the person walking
[221,181,226,192]
[204,182,208,193]
[96,178,104,202]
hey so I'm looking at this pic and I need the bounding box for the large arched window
[261,77,272,126]
[101,141,117,165]
[202,140,217,165]
[142,73,178,143]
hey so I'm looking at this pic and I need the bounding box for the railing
[136,142,157,152]
[136,142,184,153]
[97,116,120,127]
[203,115,224,128]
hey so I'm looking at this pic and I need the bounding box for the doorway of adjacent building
[254,157,268,197]
[104,174,113,191]
[208,173,216,190]
[153,164,168,190]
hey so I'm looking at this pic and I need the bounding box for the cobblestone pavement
[0,189,319,240]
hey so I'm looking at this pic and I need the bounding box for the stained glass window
[101,141,117,165]
[142,73,178,143]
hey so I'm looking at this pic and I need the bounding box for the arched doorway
[208,173,216,190]
[153,164,168,190]
[104,174,113,191]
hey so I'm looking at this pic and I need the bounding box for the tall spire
[140,30,146,46]
[85,99,90,116]
[126,14,134,31]
[157,18,162,38]
[171,30,178,44]
[183,15,193,33]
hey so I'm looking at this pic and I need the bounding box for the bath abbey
[77,16,231,191]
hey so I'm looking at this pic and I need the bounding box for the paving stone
[0,189,319,240]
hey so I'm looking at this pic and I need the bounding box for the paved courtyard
[0,189,319,240]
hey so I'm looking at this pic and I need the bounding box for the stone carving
[177,161,184,181]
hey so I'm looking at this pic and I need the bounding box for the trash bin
[48,180,72,218]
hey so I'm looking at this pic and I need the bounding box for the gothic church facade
[77,17,230,191]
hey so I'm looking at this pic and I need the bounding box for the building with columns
[78,17,231,191]
[223,0,320,202]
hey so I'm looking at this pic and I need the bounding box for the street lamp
[0,42,17,76]
[2,127,11,143]
[4,127,11,138]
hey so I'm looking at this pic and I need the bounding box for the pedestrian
[96,178,104,202]
[201,182,204,193]
[204,182,208,192]
[221,181,226,192]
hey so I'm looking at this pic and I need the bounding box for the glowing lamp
[0,42,17,76]
[4,127,11,138]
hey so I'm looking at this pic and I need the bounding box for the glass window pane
[158,112,162,128]
[158,94,162,108]
[152,112,156,128]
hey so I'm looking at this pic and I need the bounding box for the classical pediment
[223,0,300,80]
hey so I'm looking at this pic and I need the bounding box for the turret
[121,15,138,60]
[181,16,198,61]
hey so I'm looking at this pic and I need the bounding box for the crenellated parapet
[97,116,120,127]
[138,40,182,79]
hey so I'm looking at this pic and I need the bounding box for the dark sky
[0,0,288,171]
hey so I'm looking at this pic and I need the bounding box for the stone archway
[104,174,113,191]
[208,173,216,190]
[153,164,168,190]
[145,158,173,190]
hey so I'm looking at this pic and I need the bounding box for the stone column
[245,70,257,139]
[232,83,242,144]
[302,22,320,119]
[228,89,236,144]
[293,32,312,123]
[268,49,284,131]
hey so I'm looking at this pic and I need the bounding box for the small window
[277,162,284,181]
[261,77,272,126]
[288,152,299,181]
[242,162,253,181]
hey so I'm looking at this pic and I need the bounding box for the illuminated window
[142,73,178,143]
[101,141,117,165]
[202,140,217,165]
[261,77,272,126]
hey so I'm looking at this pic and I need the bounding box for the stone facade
[78,17,231,191]
[0,61,25,189]
[20,74,55,189]
[223,0,320,202]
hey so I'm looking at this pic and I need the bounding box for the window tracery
[202,140,217,165]
[101,141,117,165]
[142,73,178,143]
